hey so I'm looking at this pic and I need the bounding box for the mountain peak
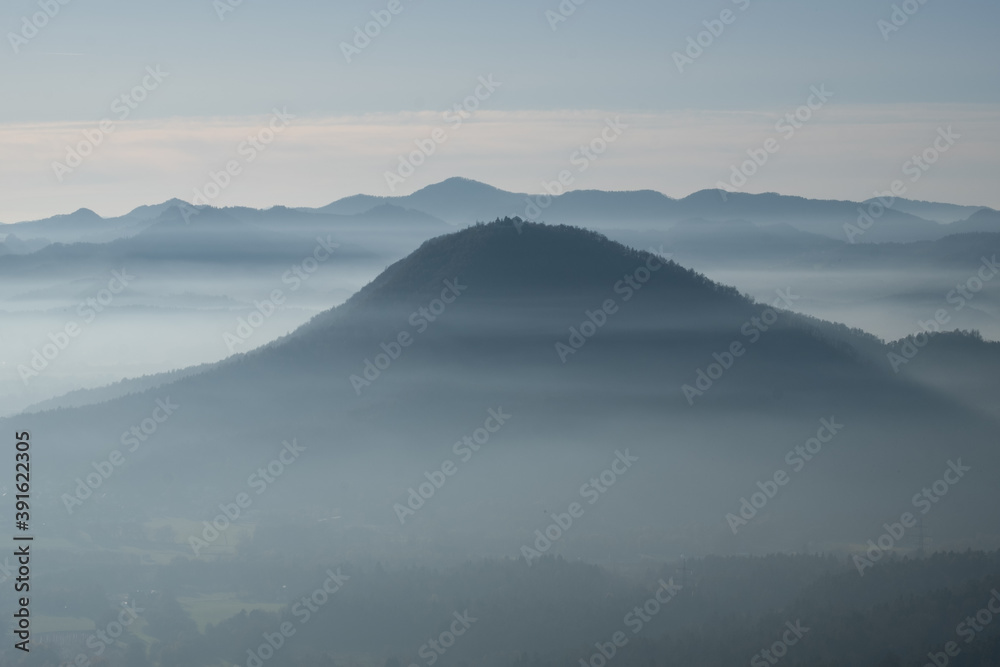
[145,204,246,232]
[965,207,998,221]
[344,217,720,309]
[416,176,500,192]
[121,198,192,221]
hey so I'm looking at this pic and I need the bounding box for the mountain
[1,207,106,243]
[319,179,688,229]
[20,360,218,414]
[314,192,389,216]
[0,201,458,419]
[0,200,196,245]
[314,178,988,242]
[3,190,998,425]
[0,233,49,256]
[888,329,1000,420]
[7,179,997,246]
[866,196,989,224]
[110,198,192,223]
[0,204,404,276]
[618,222,1000,270]
[399,177,528,223]
[540,188,678,224]
[11,219,1000,559]
[950,207,1000,234]
[673,189,948,242]
[317,177,525,224]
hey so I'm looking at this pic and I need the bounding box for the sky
[1,0,998,221]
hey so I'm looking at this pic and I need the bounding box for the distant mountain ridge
[6,177,998,245]
[314,177,999,242]
[863,196,988,224]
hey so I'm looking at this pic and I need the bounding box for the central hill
[12,219,1000,560]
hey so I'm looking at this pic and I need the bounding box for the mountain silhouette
[312,178,989,241]
[10,219,999,557]
[9,179,1000,246]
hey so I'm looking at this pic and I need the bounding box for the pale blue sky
[2,0,998,220]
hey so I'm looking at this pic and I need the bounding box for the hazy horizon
[3,175,999,225]
[4,105,999,222]
[3,0,999,221]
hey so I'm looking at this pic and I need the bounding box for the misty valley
[0,180,998,666]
